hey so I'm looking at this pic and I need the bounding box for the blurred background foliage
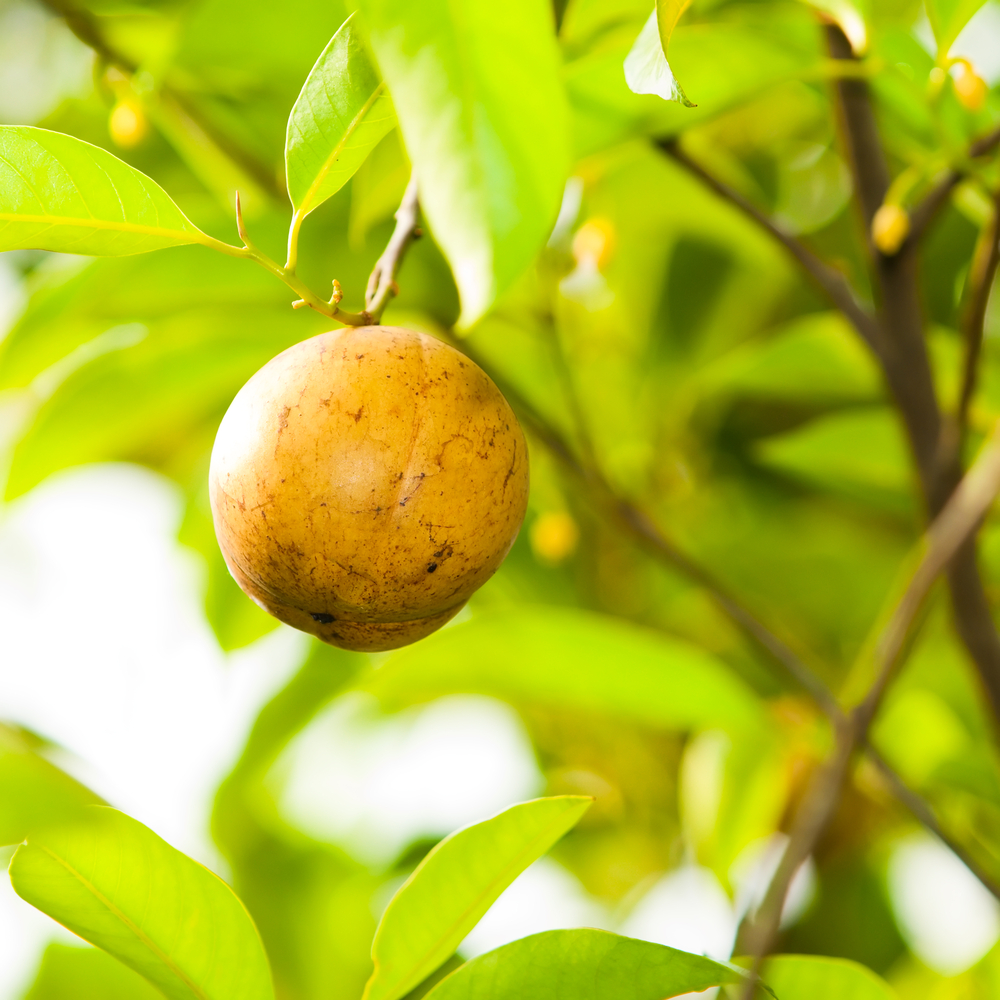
[3,0,1000,997]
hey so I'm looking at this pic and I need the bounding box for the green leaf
[285,14,396,224]
[356,0,570,327]
[22,942,164,1000]
[363,796,592,1000]
[9,806,275,1000]
[364,607,764,733]
[0,724,102,847]
[422,929,748,1000]
[926,0,987,56]
[762,954,898,999]
[624,2,696,107]
[0,127,214,256]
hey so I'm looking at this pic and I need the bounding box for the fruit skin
[209,326,529,651]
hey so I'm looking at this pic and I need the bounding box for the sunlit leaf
[926,0,987,56]
[356,0,570,326]
[22,942,163,1000]
[285,14,396,225]
[624,2,695,107]
[10,806,275,1000]
[422,929,749,1000]
[0,723,101,847]
[363,796,592,1000]
[0,127,215,256]
[364,607,764,732]
[763,954,898,999]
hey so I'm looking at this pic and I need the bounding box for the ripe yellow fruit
[109,100,148,148]
[871,203,910,256]
[210,326,529,651]
[530,511,579,564]
[954,65,987,111]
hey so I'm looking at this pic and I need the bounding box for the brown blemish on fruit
[209,326,529,652]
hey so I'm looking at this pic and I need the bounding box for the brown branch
[658,139,884,356]
[956,191,1000,446]
[365,174,421,322]
[908,124,1000,246]
[864,745,1000,900]
[737,424,1000,992]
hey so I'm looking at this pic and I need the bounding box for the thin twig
[956,190,1000,446]
[908,124,1000,246]
[864,744,1000,900]
[658,139,884,355]
[365,174,421,323]
[737,425,1000,994]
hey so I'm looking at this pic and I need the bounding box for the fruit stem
[203,192,372,325]
[365,173,422,323]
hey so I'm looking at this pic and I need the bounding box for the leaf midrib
[0,212,199,241]
[37,843,211,1000]
[295,81,388,217]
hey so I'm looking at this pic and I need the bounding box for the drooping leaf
[926,0,987,56]
[356,0,570,326]
[0,723,102,847]
[624,2,696,107]
[762,954,898,999]
[22,942,164,1000]
[0,127,216,256]
[421,929,749,1000]
[9,806,275,1000]
[363,796,592,1000]
[363,607,764,733]
[285,14,396,224]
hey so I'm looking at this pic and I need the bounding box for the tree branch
[365,174,421,322]
[908,123,1000,246]
[736,424,1000,992]
[658,139,884,356]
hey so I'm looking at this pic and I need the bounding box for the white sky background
[3,1,1000,995]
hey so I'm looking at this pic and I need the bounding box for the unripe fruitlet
[210,326,529,651]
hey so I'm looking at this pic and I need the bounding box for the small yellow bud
[109,100,148,148]
[872,203,910,256]
[954,64,987,112]
[530,510,579,564]
[571,218,616,269]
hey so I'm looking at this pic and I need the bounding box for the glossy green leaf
[364,607,764,732]
[363,796,592,1000]
[0,127,213,256]
[422,929,748,1000]
[624,1,695,107]
[356,0,570,326]
[10,806,275,1000]
[763,954,898,999]
[0,724,102,847]
[926,0,987,55]
[285,14,396,223]
[22,942,163,1000]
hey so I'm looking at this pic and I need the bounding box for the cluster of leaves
[1,0,1000,997]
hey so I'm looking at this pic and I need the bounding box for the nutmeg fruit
[209,326,528,651]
